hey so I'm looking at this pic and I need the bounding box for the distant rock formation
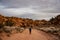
[0,14,47,28]
[49,15,60,25]
[0,14,60,28]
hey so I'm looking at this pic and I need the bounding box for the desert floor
[0,29,59,40]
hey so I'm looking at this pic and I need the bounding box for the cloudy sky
[0,0,60,20]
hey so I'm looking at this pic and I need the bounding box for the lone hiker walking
[29,26,32,34]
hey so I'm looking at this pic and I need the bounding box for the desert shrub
[3,28,11,33]
[5,20,14,26]
[0,29,3,33]
[15,27,24,33]
[4,30,11,33]
[0,23,4,29]
[0,23,4,33]
[6,34,10,37]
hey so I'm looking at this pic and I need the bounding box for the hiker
[29,26,32,34]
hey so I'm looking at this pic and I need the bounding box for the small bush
[3,28,11,33]
[5,20,14,26]
[15,27,24,33]
[0,29,3,33]
[7,34,10,37]
[0,23,4,29]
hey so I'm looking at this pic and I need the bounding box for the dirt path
[1,29,58,40]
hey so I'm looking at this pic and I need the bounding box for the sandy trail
[1,29,58,40]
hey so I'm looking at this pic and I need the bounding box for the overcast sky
[0,0,60,20]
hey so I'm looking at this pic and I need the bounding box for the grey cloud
[0,0,60,13]
[42,9,60,13]
[17,13,60,20]
[0,0,60,8]
[0,0,59,11]
[0,0,31,8]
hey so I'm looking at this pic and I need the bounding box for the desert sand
[0,29,58,40]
